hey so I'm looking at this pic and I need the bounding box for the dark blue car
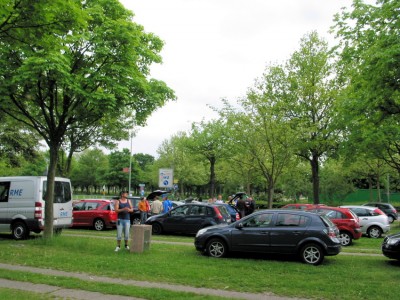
[195,209,341,265]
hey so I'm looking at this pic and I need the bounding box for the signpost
[159,169,173,188]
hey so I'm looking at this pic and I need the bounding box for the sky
[118,0,355,157]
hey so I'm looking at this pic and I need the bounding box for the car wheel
[206,238,227,258]
[300,243,324,265]
[93,219,105,231]
[367,226,382,238]
[12,221,29,240]
[151,223,163,235]
[131,217,141,225]
[387,215,394,224]
[339,231,353,246]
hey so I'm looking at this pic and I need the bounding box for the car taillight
[34,201,43,219]
[391,208,397,214]
[374,208,385,215]
[213,207,223,220]
[235,213,240,221]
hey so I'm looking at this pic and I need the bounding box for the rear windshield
[43,181,72,203]
[320,215,335,228]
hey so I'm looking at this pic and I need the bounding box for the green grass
[1,224,400,300]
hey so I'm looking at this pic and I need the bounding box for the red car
[306,206,362,246]
[72,199,117,231]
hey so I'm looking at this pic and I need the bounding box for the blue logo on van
[10,189,23,196]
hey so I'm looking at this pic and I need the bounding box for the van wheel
[93,219,105,231]
[12,221,29,240]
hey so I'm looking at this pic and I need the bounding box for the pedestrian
[151,195,163,215]
[215,194,223,203]
[138,196,150,224]
[114,191,133,251]
[236,195,246,219]
[245,197,255,216]
[162,194,173,213]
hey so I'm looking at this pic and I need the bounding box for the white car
[340,205,390,238]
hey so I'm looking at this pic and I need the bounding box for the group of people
[114,191,173,252]
[114,190,255,252]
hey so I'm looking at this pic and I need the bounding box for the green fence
[343,189,400,205]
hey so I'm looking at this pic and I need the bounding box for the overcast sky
[118,0,354,157]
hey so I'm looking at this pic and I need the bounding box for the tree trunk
[310,155,320,204]
[267,182,274,209]
[376,173,381,202]
[43,146,58,239]
[209,156,216,198]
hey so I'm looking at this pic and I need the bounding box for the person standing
[151,196,163,215]
[215,194,223,204]
[236,195,246,219]
[114,191,133,251]
[138,196,150,224]
[162,194,172,213]
[245,197,255,216]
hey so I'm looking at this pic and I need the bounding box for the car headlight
[196,228,208,237]
[386,238,400,245]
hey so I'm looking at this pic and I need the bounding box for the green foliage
[333,0,400,173]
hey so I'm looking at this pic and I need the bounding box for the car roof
[76,199,112,202]
[341,205,377,210]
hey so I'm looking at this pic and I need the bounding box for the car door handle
[293,231,301,235]
[260,231,269,235]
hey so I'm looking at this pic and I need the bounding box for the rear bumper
[326,244,342,256]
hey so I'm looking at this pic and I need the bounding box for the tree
[220,63,296,208]
[282,32,343,204]
[157,132,208,198]
[333,0,400,176]
[0,0,174,238]
[185,119,230,198]
[70,148,108,194]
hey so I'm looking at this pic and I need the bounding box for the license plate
[60,211,69,217]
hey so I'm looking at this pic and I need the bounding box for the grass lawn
[0,224,399,300]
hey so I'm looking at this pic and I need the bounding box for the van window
[0,182,10,202]
[42,181,72,203]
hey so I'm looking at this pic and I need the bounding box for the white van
[0,176,73,239]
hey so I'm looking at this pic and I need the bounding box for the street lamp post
[128,131,133,196]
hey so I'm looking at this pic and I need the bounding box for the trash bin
[130,225,152,253]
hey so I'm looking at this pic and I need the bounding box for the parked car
[72,199,117,231]
[362,202,398,223]
[112,190,168,225]
[145,203,231,235]
[340,205,390,238]
[306,206,362,246]
[195,210,341,265]
[281,203,326,210]
[382,232,400,260]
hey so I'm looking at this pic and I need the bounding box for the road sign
[159,169,173,188]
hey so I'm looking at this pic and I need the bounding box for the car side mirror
[235,223,243,229]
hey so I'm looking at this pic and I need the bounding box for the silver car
[340,205,390,238]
